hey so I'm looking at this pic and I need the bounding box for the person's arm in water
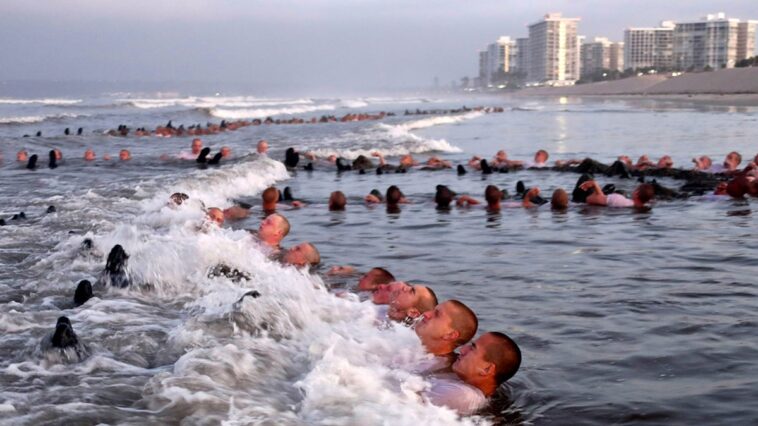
[371,151,386,166]
[455,195,480,207]
[579,180,608,206]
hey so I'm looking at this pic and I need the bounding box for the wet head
[258,213,290,247]
[191,138,203,155]
[453,332,522,396]
[282,242,320,267]
[415,300,478,356]
[329,191,347,211]
[358,267,395,291]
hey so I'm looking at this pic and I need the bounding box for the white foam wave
[121,96,314,110]
[396,111,485,131]
[0,98,82,105]
[340,99,369,108]
[0,113,84,125]
[208,104,336,119]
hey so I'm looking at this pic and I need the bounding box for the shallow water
[1,93,757,425]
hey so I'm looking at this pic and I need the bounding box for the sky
[1,0,756,95]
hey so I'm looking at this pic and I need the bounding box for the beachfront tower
[527,13,581,85]
[580,37,625,77]
[624,21,674,71]
[673,13,744,70]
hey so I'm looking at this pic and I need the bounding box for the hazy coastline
[513,67,758,105]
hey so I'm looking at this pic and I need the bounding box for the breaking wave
[0,113,85,125]
[0,98,82,106]
[207,104,337,119]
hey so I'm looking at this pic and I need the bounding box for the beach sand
[515,67,758,105]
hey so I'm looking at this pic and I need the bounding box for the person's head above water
[386,282,438,321]
[358,267,395,292]
[257,213,290,247]
[631,183,655,208]
[191,138,203,155]
[282,242,320,267]
[84,149,96,161]
[328,191,347,211]
[551,188,569,210]
[415,300,478,356]
[657,155,673,169]
[262,186,280,211]
[257,140,269,154]
[435,185,455,209]
[17,150,28,162]
[169,192,190,206]
[534,149,549,164]
[485,185,502,210]
[724,151,742,171]
[452,331,522,397]
[386,185,403,206]
[119,149,131,161]
[206,207,225,226]
[220,146,231,158]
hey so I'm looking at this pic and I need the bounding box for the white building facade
[527,13,581,84]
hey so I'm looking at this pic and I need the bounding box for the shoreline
[508,67,758,106]
[510,92,758,106]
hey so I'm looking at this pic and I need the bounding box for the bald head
[551,188,568,210]
[484,332,522,384]
[329,191,347,211]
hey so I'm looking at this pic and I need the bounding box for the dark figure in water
[283,187,294,201]
[11,212,26,220]
[284,148,300,169]
[572,174,595,203]
[48,150,58,169]
[46,205,56,214]
[77,127,83,136]
[386,185,404,213]
[0,219,5,226]
[480,159,493,175]
[74,280,93,306]
[26,154,38,170]
[336,157,352,172]
[457,165,467,175]
[103,244,130,288]
[196,147,211,164]
[435,185,455,209]
[64,128,70,136]
[36,131,42,137]
[207,152,223,165]
[51,317,78,349]
[352,155,374,171]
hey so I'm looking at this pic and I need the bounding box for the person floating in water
[425,331,521,415]
[579,180,655,209]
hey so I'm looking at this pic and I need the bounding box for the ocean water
[0,93,757,425]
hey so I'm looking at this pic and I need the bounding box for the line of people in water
[15,106,502,140]
[282,145,758,199]
[44,181,521,415]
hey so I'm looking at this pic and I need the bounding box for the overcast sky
[1,0,756,94]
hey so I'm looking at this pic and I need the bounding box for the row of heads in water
[47,198,522,412]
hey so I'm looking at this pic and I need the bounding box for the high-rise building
[624,21,674,71]
[478,36,516,86]
[673,13,744,70]
[737,21,758,61]
[478,50,488,84]
[609,42,625,71]
[527,13,581,84]
[581,37,625,77]
[514,37,530,75]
